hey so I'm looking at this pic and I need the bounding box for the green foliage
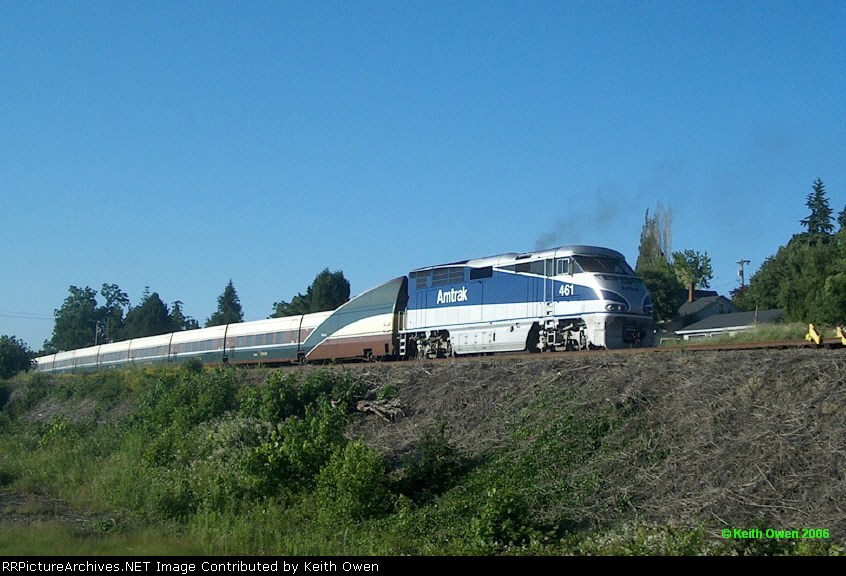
[375,383,398,401]
[272,269,350,317]
[135,366,239,438]
[672,249,713,292]
[48,284,133,351]
[182,356,204,374]
[635,204,673,271]
[169,300,199,331]
[124,290,172,339]
[9,372,53,414]
[309,269,351,313]
[637,261,684,323]
[635,204,684,324]
[97,283,129,343]
[49,286,100,351]
[736,178,846,323]
[245,401,349,495]
[570,521,722,555]
[736,231,846,323]
[315,440,390,522]
[0,335,33,380]
[240,369,365,422]
[801,178,833,235]
[396,423,469,503]
[185,414,270,511]
[471,487,534,553]
[206,280,244,327]
[4,361,846,556]
[0,382,11,411]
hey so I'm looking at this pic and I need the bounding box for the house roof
[678,295,737,317]
[675,309,784,334]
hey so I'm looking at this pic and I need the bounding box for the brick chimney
[688,283,694,303]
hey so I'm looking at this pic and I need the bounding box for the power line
[0,311,53,321]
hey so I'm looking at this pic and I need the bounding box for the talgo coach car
[34,245,653,373]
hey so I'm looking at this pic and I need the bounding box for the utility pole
[737,259,751,288]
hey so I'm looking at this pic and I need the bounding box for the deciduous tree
[271,269,350,318]
[0,335,33,379]
[672,250,713,303]
[49,286,99,351]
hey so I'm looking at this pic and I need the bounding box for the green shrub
[245,401,349,496]
[136,367,238,434]
[375,383,398,401]
[471,487,535,553]
[396,423,469,503]
[187,415,270,510]
[240,370,366,423]
[315,440,390,523]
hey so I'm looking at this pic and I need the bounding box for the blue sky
[2,1,844,351]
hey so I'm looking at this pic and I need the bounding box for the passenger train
[34,245,653,373]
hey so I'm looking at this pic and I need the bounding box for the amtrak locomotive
[34,245,653,373]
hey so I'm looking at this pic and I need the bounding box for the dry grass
[344,349,846,541]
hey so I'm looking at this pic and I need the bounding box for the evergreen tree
[837,204,846,232]
[125,290,172,338]
[800,178,833,235]
[0,335,33,379]
[170,301,199,331]
[206,280,244,327]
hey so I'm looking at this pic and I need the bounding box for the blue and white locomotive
[34,245,652,372]
[399,245,653,358]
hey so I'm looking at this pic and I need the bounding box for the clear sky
[2,1,844,351]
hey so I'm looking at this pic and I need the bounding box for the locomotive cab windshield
[573,255,635,276]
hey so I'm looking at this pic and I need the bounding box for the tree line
[0,269,350,379]
[636,178,843,328]
[732,178,846,324]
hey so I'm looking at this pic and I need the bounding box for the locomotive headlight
[605,303,628,312]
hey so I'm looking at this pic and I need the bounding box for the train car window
[470,266,493,280]
[545,259,555,276]
[556,258,570,275]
